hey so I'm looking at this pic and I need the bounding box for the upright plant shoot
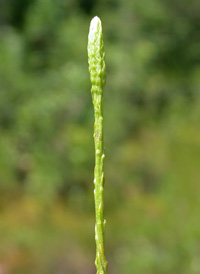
[87,16,107,274]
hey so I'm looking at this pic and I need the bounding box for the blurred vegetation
[0,0,200,273]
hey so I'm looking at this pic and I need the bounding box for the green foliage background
[0,0,200,273]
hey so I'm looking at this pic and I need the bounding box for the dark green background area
[0,0,200,273]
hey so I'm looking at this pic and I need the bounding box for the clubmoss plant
[87,16,108,274]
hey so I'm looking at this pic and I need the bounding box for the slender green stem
[87,16,107,274]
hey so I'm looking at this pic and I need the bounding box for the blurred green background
[0,0,200,273]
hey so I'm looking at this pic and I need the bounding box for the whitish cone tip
[88,16,102,43]
[91,16,101,27]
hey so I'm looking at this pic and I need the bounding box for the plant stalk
[87,16,108,274]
